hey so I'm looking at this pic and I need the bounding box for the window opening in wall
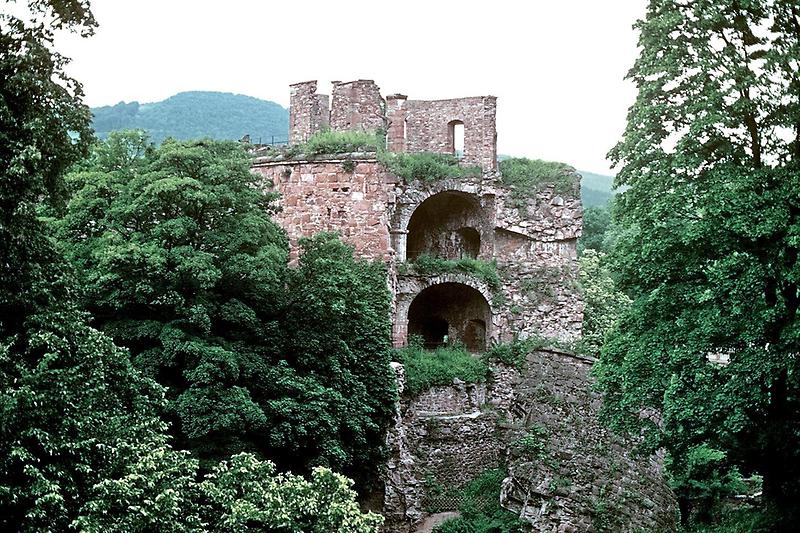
[448,120,465,159]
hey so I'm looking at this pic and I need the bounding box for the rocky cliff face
[382,351,677,533]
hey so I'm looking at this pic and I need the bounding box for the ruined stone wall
[383,352,678,533]
[386,96,498,170]
[289,81,330,144]
[330,80,385,133]
[251,154,393,262]
[388,174,582,348]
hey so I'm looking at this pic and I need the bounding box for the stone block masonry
[289,79,498,172]
[382,351,678,533]
[251,155,393,263]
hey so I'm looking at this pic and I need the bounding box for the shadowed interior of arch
[406,191,483,261]
[407,282,490,352]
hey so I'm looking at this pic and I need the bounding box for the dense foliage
[394,343,489,396]
[1,2,387,530]
[76,452,384,532]
[594,0,800,529]
[92,91,289,145]
[578,250,630,356]
[57,133,396,485]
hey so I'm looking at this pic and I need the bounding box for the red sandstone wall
[330,80,385,133]
[252,157,393,262]
[386,96,498,170]
[289,81,330,144]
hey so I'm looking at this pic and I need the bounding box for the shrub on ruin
[379,151,481,184]
[287,129,383,156]
[433,469,526,533]
[395,344,489,396]
[498,157,578,200]
[408,254,502,291]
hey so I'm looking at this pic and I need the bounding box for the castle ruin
[252,80,676,532]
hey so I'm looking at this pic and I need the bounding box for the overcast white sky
[58,0,647,175]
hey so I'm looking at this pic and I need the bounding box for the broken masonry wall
[252,155,394,263]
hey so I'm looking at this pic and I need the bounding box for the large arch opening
[407,282,491,352]
[407,191,483,261]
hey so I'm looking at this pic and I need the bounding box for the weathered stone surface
[261,79,674,533]
[251,156,393,263]
[383,352,678,533]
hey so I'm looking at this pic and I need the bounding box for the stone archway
[406,191,483,261]
[407,282,491,352]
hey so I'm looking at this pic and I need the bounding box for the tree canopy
[57,132,396,486]
[595,0,800,529]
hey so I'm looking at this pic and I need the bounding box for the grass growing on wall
[378,151,481,184]
[286,130,383,157]
[394,343,489,396]
[499,157,578,202]
[400,254,502,291]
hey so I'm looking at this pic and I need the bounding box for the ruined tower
[251,80,676,533]
[253,79,583,351]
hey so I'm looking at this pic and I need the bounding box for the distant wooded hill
[579,171,617,207]
[91,91,289,144]
[93,95,616,206]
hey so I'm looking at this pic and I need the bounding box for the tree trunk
[761,370,800,532]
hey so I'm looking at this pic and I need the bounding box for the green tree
[594,0,800,529]
[270,233,396,486]
[578,250,631,356]
[75,452,383,532]
[58,134,396,485]
[0,2,194,530]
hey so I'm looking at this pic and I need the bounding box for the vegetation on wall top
[379,151,481,184]
[394,343,489,397]
[499,157,579,201]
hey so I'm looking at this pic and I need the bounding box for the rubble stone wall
[382,352,678,533]
[388,175,582,347]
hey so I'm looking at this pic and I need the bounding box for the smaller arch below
[407,282,491,352]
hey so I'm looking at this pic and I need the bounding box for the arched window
[448,120,464,159]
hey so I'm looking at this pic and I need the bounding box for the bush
[394,344,489,396]
[379,151,481,183]
[433,469,526,533]
[287,130,383,156]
